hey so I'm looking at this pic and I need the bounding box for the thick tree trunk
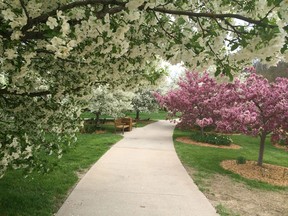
[257,132,267,166]
[135,110,140,120]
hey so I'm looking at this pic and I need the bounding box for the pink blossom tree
[156,70,288,166]
[217,73,288,166]
[155,71,219,131]
[157,70,288,167]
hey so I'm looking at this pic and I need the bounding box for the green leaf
[177,17,186,25]
[43,30,59,38]
[215,67,221,77]
[266,56,272,61]
[231,43,239,51]
[228,72,233,81]
[280,43,287,54]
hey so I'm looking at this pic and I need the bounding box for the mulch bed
[95,130,106,134]
[221,160,288,187]
[176,137,241,149]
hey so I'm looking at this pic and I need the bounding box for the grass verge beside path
[81,110,168,121]
[125,110,168,120]
[0,133,122,216]
[174,128,288,190]
[174,128,288,215]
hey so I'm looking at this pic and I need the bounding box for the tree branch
[149,7,277,28]
[19,0,31,22]
[96,5,125,19]
[153,11,176,40]
[21,0,125,32]
[220,18,245,37]
[260,5,279,23]
[0,88,51,97]
[196,17,224,66]
[0,81,108,98]
[22,31,46,40]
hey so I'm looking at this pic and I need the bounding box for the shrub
[236,156,247,164]
[193,125,216,132]
[191,131,232,146]
[279,138,288,146]
[83,124,99,133]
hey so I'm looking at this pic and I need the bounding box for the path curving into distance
[57,120,218,216]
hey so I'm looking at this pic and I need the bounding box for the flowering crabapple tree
[132,89,159,120]
[217,73,288,166]
[88,85,134,124]
[156,71,219,131]
[1,0,288,176]
[88,59,166,123]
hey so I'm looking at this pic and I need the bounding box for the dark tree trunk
[135,110,140,120]
[95,112,101,126]
[257,132,267,166]
[201,127,204,136]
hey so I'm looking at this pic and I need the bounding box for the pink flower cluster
[196,118,213,128]
[244,66,256,73]
[155,71,219,129]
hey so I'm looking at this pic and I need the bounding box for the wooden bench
[114,117,137,134]
[114,118,130,134]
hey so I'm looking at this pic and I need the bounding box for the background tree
[254,61,288,82]
[132,90,159,120]
[88,85,134,124]
[1,0,288,176]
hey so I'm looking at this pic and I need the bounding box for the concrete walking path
[56,120,218,216]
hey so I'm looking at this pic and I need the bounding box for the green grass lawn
[81,110,168,129]
[125,110,168,120]
[174,128,288,191]
[80,110,168,121]
[0,111,164,216]
[0,133,122,216]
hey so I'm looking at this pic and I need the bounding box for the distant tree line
[255,61,288,82]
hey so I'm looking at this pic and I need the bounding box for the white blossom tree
[88,85,134,124]
[132,89,159,120]
[1,0,287,176]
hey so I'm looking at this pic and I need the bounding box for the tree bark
[201,127,204,136]
[257,132,267,166]
[95,112,101,127]
[135,110,140,120]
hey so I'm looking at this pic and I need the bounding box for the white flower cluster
[0,135,34,177]
[88,85,134,118]
[126,0,145,10]
[132,89,159,113]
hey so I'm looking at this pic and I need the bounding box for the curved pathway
[57,120,218,216]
